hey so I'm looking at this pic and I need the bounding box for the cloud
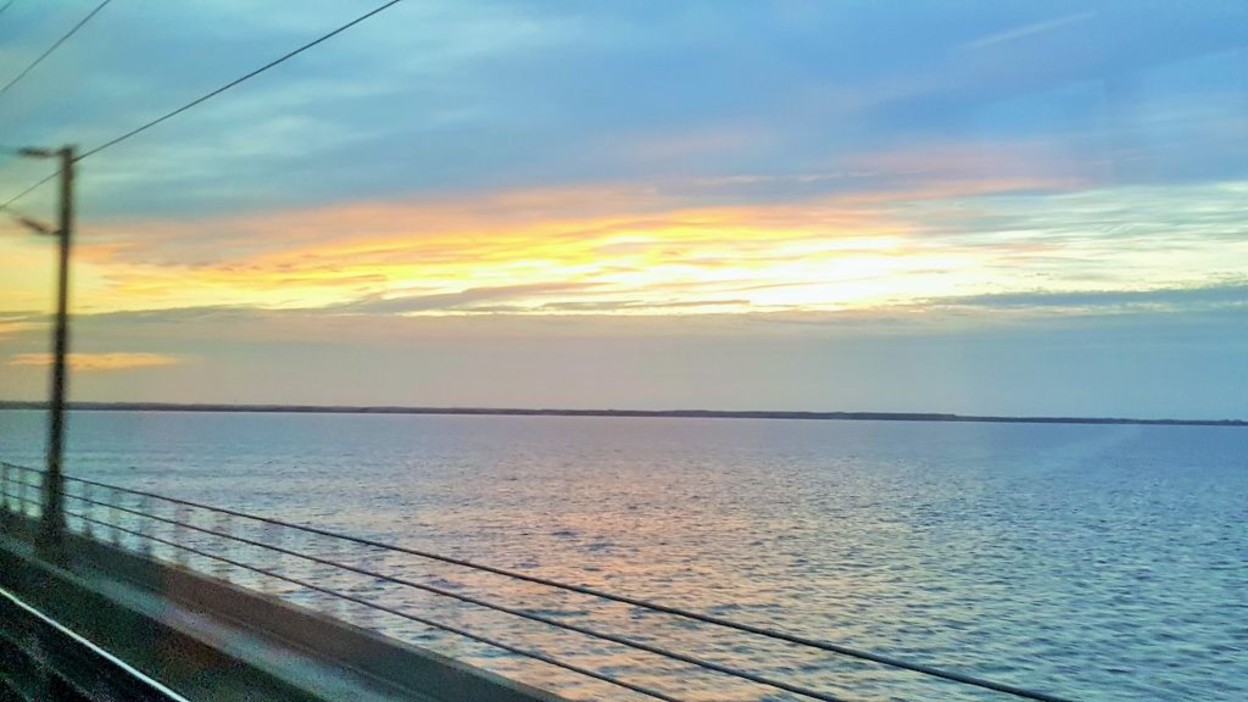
[5,0,1241,227]
[0,170,1232,327]
[7,352,186,372]
[933,285,1248,311]
[337,283,599,314]
[17,280,1241,356]
[0,315,43,338]
[845,139,1093,187]
[957,12,1096,52]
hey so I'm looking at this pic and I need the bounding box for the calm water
[1,410,1244,701]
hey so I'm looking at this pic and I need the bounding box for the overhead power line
[0,144,54,211]
[0,0,114,102]
[0,0,399,209]
[1,171,56,210]
[0,0,404,208]
[0,2,14,20]
[80,0,404,161]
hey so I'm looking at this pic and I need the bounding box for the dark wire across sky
[0,0,405,209]
[0,0,114,102]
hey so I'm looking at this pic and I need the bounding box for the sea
[0,410,1244,701]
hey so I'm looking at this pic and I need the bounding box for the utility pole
[45,146,74,554]
[17,146,75,558]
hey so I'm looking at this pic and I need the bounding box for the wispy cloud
[56,176,1241,317]
[931,285,1248,312]
[7,352,185,371]
[957,12,1095,52]
[0,315,43,338]
[43,170,1085,316]
[337,283,599,315]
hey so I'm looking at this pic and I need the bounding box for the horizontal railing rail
[0,584,194,702]
[0,461,1075,702]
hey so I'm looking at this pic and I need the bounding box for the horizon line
[0,400,1243,428]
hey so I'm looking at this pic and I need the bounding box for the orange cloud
[7,352,185,371]
[0,318,43,338]
[59,173,1080,319]
[7,176,1233,355]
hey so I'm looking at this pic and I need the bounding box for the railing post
[355,589,378,629]
[137,495,152,557]
[25,468,36,518]
[355,549,379,630]
[109,487,121,546]
[80,482,93,538]
[173,503,190,568]
[10,466,22,515]
[0,463,15,521]
[321,539,339,618]
[213,512,233,582]
[262,521,282,595]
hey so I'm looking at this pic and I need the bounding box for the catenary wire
[0,0,404,207]
[0,169,55,210]
[0,0,114,101]
[77,0,404,161]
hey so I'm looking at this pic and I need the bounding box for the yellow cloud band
[7,352,184,371]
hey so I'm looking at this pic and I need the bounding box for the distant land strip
[0,401,1244,427]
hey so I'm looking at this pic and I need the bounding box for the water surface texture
[1,411,1244,701]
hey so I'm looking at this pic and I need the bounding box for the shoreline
[0,401,1243,428]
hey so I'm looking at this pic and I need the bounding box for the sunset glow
[4,177,1243,322]
[0,1,1243,416]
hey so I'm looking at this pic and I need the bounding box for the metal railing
[0,584,192,702]
[0,461,1074,702]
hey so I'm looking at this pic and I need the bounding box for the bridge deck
[0,514,564,702]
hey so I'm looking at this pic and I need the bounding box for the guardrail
[0,584,192,702]
[1,461,1074,702]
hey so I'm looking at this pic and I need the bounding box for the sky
[0,0,1245,419]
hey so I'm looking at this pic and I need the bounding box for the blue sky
[0,0,1245,418]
